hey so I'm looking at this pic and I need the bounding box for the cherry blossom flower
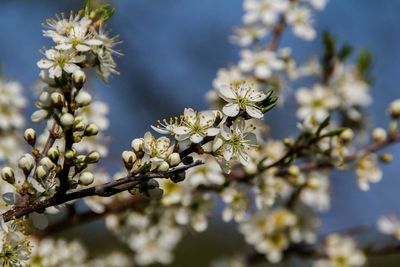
[37,49,85,78]
[218,81,267,119]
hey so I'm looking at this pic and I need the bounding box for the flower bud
[157,161,170,172]
[84,123,99,136]
[60,113,74,129]
[47,147,60,163]
[288,165,300,176]
[1,167,15,184]
[39,157,55,169]
[31,109,48,123]
[39,92,51,107]
[18,154,35,176]
[36,165,48,180]
[50,92,64,106]
[379,153,393,163]
[372,128,387,143]
[148,187,163,201]
[339,128,354,142]
[79,171,94,186]
[72,69,86,89]
[86,151,101,164]
[73,121,85,132]
[168,153,181,167]
[147,179,159,189]
[75,91,92,107]
[244,162,257,175]
[131,138,144,152]
[389,99,400,118]
[65,149,76,161]
[24,128,37,146]
[122,151,137,169]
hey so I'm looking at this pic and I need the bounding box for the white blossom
[172,108,220,143]
[243,0,289,25]
[239,49,284,79]
[314,235,366,267]
[286,6,316,40]
[218,82,267,119]
[213,118,257,166]
[296,84,339,121]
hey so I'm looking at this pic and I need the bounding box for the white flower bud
[157,161,170,172]
[47,147,60,162]
[372,128,387,143]
[122,151,137,167]
[31,109,48,123]
[36,165,49,180]
[79,171,94,186]
[50,92,64,106]
[60,113,74,129]
[1,167,15,184]
[73,121,85,132]
[84,123,99,136]
[39,157,55,169]
[389,99,400,118]
[86,151,101,163]
[148,188,163,201]
[244,162,257,175]
[18,153,35,175]
[131,138,144,152]
[288,165,300,176]
[168,153,181,167]
[339,128,354,142]
[72,70,86,89]
[65,149,76,161]
[24,128,37,146]
[75,91,92,107]
[39,92,52,107]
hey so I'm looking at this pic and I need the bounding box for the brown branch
[2,160,203,222]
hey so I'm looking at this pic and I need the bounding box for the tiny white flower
[218,81,267,119]
[173,108,220,143]
[296,84,339,121]
[286,6,316,41]
[214,118,257,165]
[243,0,289,25]
[239,49,284,79]
[37,49,85,78]
[378,216,400,239]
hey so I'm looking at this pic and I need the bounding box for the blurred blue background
[1,0,400,266]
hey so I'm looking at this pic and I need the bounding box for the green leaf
[316,115,331,136]
[321,127,347,138]
[84,1,91,16]
[338,44,353,61]
[357,49,372,83]
[95,4,116,21]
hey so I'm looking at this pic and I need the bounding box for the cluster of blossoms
[1,1,400,266]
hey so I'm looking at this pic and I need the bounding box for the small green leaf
[357,49,372,83]
[316,116,331,136]
[321,127,347,138]
[338,44,353,61]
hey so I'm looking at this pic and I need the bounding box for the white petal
[174,126,190,135]
[222,103,240,117]
[63,63,79,73]
[37,59,53,69]
[246,105,263,119]
[218,84,236,100]
[205,127,220,136]
[190,133,204,144]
